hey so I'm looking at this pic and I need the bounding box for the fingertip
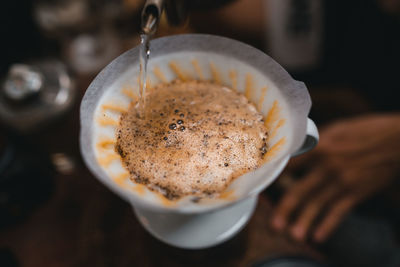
[313,229,326,243]
[290,225,305,242]
[271,215,286,231]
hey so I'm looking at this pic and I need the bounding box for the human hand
[270,113,400,243]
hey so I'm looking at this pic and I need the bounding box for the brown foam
[116,80,268,200]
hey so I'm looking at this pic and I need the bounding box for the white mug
[80,34,319,249]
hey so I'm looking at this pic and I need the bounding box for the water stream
[138,33,150,118]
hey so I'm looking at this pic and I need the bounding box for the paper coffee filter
[80,34,311,213]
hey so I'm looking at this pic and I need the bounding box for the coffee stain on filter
[158,194,177,207]
[262,100,287,161]
[218,190,236,201]
[191,59,205,80]
[263,137,286,162]
[97,138,115,150]
[97,116,119,126]
[153,66,168,83]
[102,103,128,113]
[132,184,146,196]
[229,70,238,91]
[113,172,130,187]
[264,100,280,130]
[97,152,120,166]
[257,87,268,111]
[209,62,221,84]
[268,119,286,141]
[121,87,138,102]
[244,74,254,100]
[169,61,188,81]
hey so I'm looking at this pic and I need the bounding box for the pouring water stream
[138,33,150,118]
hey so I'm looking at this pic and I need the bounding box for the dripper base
[133,195,258,249]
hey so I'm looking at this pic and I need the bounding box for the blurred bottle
[265,0,323,72]
[33,0,142,76]
[0,60,76,133]
[264,0,400,110]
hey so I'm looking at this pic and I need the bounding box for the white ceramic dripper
[80,34,318,249]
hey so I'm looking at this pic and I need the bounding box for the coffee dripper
[80,33,318,249]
